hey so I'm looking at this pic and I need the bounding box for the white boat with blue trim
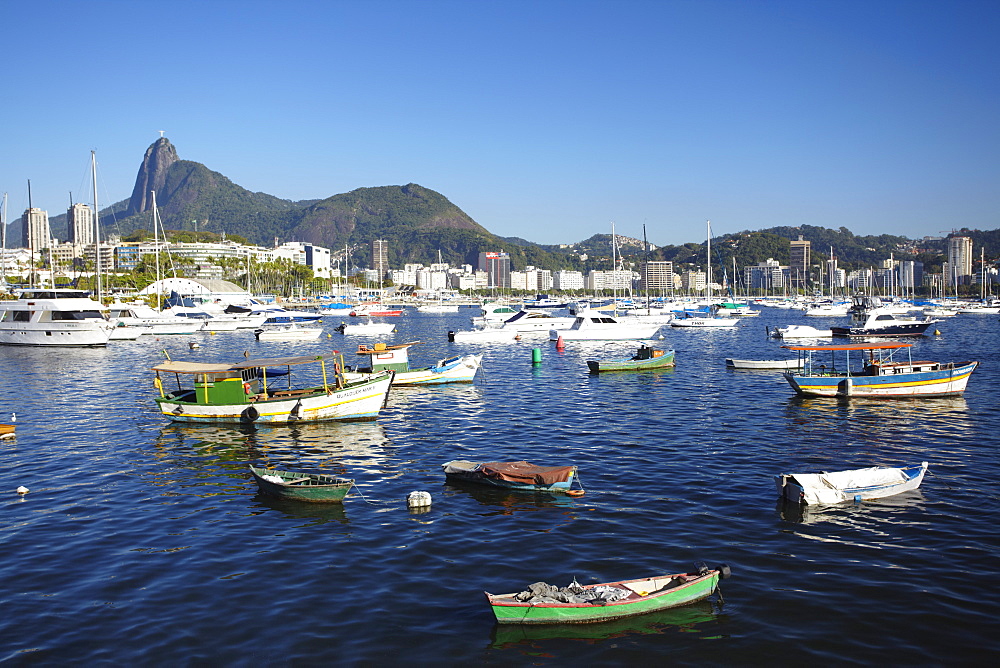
[348,341,482,385]
[776,462,929,505]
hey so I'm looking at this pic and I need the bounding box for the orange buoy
[556,335,565,351]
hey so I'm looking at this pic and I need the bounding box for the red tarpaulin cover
[480,461,575,486]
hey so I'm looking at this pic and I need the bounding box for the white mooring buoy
[16,486,29,495]
[407,491,432,508]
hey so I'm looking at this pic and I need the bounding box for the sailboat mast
[92,151,103,301]
[706,220,712,300]
[152,190,161,310]
[27,179,35,289]
[1,192,6,284]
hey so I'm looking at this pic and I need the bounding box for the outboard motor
[447,330,456,342]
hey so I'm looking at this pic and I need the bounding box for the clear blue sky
[2,0,997,247]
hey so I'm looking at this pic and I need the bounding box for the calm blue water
[1,308,998,665]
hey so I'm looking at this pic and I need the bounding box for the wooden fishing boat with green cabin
[152,352,394,424]
[248,465,354,503]
[486,564,730,625]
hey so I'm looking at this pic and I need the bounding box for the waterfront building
[509,271,526,290]
[789,236,811,288]
[478,252,511,288]
[21,208,51,251]
[274,241,331,279]
[638,261,673,293]
[899,260,924,290]
[67,203,95,247]
[681,270,707,293]
[553,270,584,291]
[586,269,634,292]
[744,259,786,291]
[947,236,973,283]
[449,273,477,291]
[371,239,389,278]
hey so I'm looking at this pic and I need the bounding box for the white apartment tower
[947,236,973,281]
[68,203,95,247]
[21,208,51,251]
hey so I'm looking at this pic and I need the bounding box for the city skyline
[2,1,998,248]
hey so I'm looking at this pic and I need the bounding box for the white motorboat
[549,311,662,341]
[448,328,522,343]
[336,320,396,336]
[497,309,576,335]
[802,301,851,316]
[767,324,834,339]
[107,302,205,335]
[347,341,483,385]
[416,303,460,313]
[109,324,151,340]
[0,289,116,347]
[725,358,802,370]
[670,310,739,328]
[254,324,324,341]
[831,312,939,338]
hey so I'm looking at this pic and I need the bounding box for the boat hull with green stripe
[782,342,977,398]
[487,568,725,625]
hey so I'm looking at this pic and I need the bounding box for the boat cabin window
[19,290,91,300]
[598,317,617,324]
[52,310,103,320]
[10,311,32,322]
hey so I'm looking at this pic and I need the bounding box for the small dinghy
[443,460,584,495]
[725,358,801,370]
[587,345,675,373]
[249,465,354,503]
[775,461,928,505]
[486,563,731,625]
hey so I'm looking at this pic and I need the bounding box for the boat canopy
[153,352,342,374]
[781,342,913,352]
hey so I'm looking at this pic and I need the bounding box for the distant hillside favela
[3,137,998,297]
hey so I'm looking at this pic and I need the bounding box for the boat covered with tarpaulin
[443,460,584,495]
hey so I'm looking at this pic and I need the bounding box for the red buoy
[556,335,565,351]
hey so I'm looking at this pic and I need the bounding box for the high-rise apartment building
[478,251,510,288]
[21,208,51,251]
[638,261,674,293]
[947,236,973,281]
[371,239,389,278]
[68,203,95,246]
[789,236,811,288]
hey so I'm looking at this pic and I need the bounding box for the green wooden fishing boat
[587,345,675,373]
[487,564,730,625]
[248,465,354,503]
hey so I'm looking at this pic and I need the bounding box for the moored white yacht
[0,289,116,346]
[549,310,662,341]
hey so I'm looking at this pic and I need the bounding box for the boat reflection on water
[443,481,580,516]
[783,395,972,442]
[155,421,393,470]
[488,599,719,650]
[249,492,350,527]
[776,492,927,527]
